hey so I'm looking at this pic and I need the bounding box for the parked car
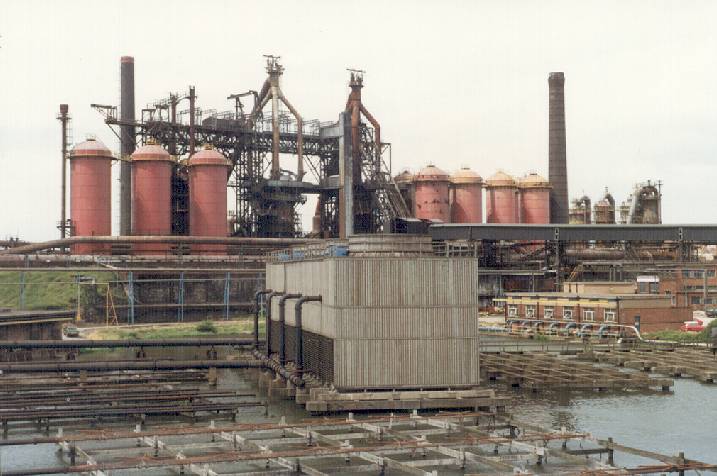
[681,320,705,332]
[63,324,80,338]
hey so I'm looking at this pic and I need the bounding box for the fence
[0,270,265,324]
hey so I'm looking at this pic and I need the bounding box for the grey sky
[1,0,716,241]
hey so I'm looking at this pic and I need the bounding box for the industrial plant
[1,51,717,476]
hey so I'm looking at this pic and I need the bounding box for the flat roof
[504,292,670,300]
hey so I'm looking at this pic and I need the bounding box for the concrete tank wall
[414,165,450,222]
[188,146,230,254]
[69,139,113,254]
[131,143,173,253]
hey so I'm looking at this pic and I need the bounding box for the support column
[338,111,353,238]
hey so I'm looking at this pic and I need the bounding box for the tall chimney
[548,72,568,224]
[120,56,136,235]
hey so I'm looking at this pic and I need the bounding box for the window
[708,270,716,278]
[508,306,518,317]
[583,308,595,322]
[605,311,616,323]
[526,305,536,318]
[691,296,702,305]
[683,270,691,278]
[563,309,574,320]
[544,306,554,319]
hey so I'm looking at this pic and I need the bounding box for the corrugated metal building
[266,237,481,390]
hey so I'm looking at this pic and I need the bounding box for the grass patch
[0,271,118,311]
[645,320,717,344]
[196,320,218,334]
[85,317,260,340]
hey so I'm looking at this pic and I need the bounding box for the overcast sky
[1,0,716,241]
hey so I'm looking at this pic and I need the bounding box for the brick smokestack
[548,72,568,224]
[120,56,136,235]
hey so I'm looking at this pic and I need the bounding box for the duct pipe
[270,81,281,179]
[277,293,301,364]
[350,99,361,184]
[278,94,304,180]
[253,289,273,349]
[264,291,284,357]
[359,104,382,175]
[249,79,271,125]
[294,295,322,374]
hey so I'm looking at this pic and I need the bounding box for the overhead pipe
[253,289,273,349]
[264,291,284,357]
[0,236,320,255]
[294,295,322,374]
[277,293,301,364]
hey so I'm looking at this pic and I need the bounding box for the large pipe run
[0,359,261,373]
[253,289,273,349]
[264,291,283,357]
[0,338,256,350]
[0,236,319,255]
[251,349,303,387]
[294,295,322,374]
[120,56,135,235]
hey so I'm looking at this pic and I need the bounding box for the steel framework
[91,58,409,238]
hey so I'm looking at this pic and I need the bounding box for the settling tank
[188,145,230,253]
[519,172,551,224]
[69,138,113,254]
[131,142,173,253]
[450,167,483,223]
[414,165,450,222]
[485,170,518,223]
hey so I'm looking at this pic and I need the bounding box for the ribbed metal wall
[334,338,479,389]
[333,258,480,307]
